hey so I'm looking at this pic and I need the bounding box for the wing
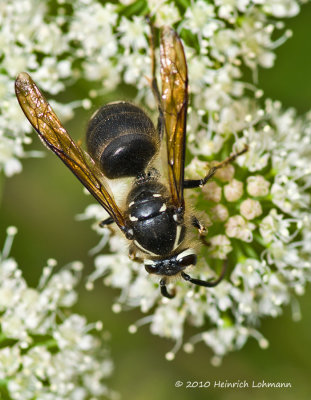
[15,72,127,232]
[160,27,188,212]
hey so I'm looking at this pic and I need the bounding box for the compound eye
[177,253,197,267]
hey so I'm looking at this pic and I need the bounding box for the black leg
[191,216,206,234]
[181,259,227,288]
[160,278,175,299]
[191,215,211,246]
[99,217,115,228]
[184,146,248,189]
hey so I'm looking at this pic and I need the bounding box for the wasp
[15,26,247,298]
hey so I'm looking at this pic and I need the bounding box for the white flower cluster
[0,1,69,176]
[0,227,115,399]
[0,0,153,177]
[1,0,299,176]
[74,0,310,362]
[3,0,309,363]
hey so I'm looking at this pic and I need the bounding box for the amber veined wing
[160,26,188,212]
[15,72,127,232]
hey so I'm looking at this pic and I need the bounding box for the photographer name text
[175,380,292,389]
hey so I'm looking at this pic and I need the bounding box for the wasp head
[144,248,197,277]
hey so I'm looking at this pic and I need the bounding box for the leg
[129,244,145,263]
[181,259,227,288]
[99,216,114,228]
[160,278,175,299]
[191,215,206,235]
[184,146,248,189]
[191,216,210,246]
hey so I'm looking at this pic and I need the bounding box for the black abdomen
[86,102,158,179]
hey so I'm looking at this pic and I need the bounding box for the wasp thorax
[126,181,186,256]
[86,102,158,179]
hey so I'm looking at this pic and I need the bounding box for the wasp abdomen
[86,102,158,179]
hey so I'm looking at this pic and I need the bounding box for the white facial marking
[144,259,155,266]
[153,193,161,197]
[176,248,196,261]
[159,203,167,212]
[129,215,138,222]
[129,201,135,207]
[173,214,178,222]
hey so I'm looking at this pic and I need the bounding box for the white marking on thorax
[173,225,182,250]
[129,215,138,222]
[159,203,167,212]
[129,201,135,207]
[134,240,158,256]
[153,193,161,197]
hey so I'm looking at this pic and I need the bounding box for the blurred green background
[1,4,311,400]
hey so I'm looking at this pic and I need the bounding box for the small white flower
[93,253,133,289]
[148,0,181,26]
[128,273,159,312]
[210,204,229,222]
[118,16,148,50]
[185,157,208,179]
[183,1,218,37]
[210,29,240,60]
[151,304,185,340]
[240,198,263,220]
[231,259,268,289]
[225,215,256,241]
[0,136,23,176]
[202,181,222,202]
[224,179,244,202]
[247,175,271,197]
[209,235,232,259]
[201,326,247,356]
[259,208,300,244]
[258,273,289,316]
[271,176,310,216]
[214,163,235,182]
[261,0,300,18]
[0,346,21,378]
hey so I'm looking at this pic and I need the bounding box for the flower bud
[214,163,235,182]
[210,204,229,221]
[202,181,222,202]
[225,215,255,242]
[209,235,232,259]
[240,199,263,220]
[247,175,270,197]
[224,179,243,202]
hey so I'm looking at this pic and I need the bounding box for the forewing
[160,27,188,211]
[15,72,127,231]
